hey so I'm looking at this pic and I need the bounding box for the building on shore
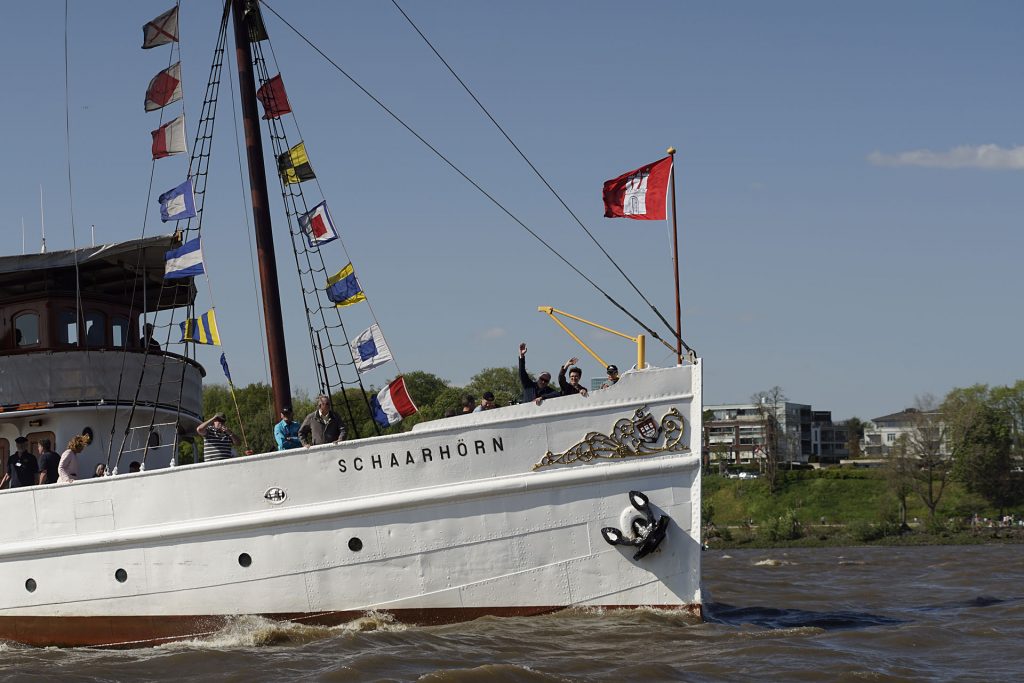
[703,401,850,470]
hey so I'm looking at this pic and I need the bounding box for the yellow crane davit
[538,306,645,372]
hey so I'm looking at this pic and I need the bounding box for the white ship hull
[0,364,702,647]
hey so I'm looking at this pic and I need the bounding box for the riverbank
[705,522,1024,550]
[702,469,1024,549]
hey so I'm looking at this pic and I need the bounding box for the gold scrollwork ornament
[533,406,688,470]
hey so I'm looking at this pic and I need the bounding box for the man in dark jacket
[299,394,347,446]
[1,437,38,488]
[37,439,60,485]
[518,342,560,405]
[558,356,588,397]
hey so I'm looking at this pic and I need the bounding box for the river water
[2,544,1021,681]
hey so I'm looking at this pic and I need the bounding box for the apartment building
[704,401,849,468]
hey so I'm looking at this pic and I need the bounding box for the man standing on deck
[274,407,302,451]
[197,413,240,461]
[518,342,560,405]
[1,437,39,489]
[37,439,60,485]
[299,394,346,447]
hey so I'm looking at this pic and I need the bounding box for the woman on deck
[58,435,88,484]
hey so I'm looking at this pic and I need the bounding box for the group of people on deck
[201,342,622,456]
[517,341,619,405]
[1,435,110,487]
[450,342,621,415]
[198,394,346,457]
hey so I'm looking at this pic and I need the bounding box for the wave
[158,610,408,650]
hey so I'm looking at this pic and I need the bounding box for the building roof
[0,234,195,311]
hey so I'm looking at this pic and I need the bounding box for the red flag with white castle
[151,114,187,159]
[602,156,673,220]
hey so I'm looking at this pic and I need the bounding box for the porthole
[25,578,36,593]
[115,568,128,583]
[238,553,252,568]
[348,537,363,552]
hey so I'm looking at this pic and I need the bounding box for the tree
[464,366,521,408]
[884,433,915,528]
[904,394,951,525]
[945,389,1015,512]
[751,386,786,493]
[990,380,1024,462]
[844,417,866,459]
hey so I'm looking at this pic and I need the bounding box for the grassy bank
[701,469,1024,549]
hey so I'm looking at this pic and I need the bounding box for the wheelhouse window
[57,310,79,346]
[14,312,39,347]
[84,311,106,347]
[112,316,129,348]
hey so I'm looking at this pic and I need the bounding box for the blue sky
[1,1,1021,420]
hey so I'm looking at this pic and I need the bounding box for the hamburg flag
[164,237,204,279]
[179,309,221,346]
[371,376,418,428]
[602,156,673,220]
[142,6,179,49]
[151,114,187,159]
[350,323,393,373]
[298,201,338,247]
[145,62,183,112]
[325,263,365,307]
[256,75,292,119]
[277,142,315,184]
[158,178,197,222]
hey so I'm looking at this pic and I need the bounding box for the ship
[0,1,702,647]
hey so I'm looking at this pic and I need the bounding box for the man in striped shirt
[197,413,240,461]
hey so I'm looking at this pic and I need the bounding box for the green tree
[990,380,1024,462]
[946,391,1014,511]
[844,417,866,459]
[465,366,521,408]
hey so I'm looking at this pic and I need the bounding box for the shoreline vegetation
[702,469,1024,550]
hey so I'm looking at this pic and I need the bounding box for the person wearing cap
[474,391,498,412]
[299,394,346,447]
[274,406,302,451]
[0,436,38,489]
[601,364,621,389]
[197,413,240,461]
[558,357,588,397]
[518,342,560,405]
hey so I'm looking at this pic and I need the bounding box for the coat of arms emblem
[635,407,661,443]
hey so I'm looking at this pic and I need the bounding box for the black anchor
[600,490,671,560]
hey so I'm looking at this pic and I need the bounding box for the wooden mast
[230,0,291,414]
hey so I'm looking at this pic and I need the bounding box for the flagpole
[668,146,682,365]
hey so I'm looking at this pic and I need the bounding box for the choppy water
[2,544,1022,682]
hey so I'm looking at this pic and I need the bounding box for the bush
[759,509,802,542]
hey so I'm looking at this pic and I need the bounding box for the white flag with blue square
[158,178,197,222]
[350,323,392,373]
